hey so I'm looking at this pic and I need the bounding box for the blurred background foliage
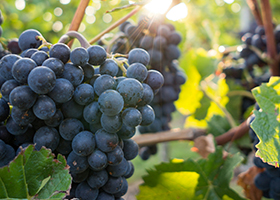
[2,0,280,49]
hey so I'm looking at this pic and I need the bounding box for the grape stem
[200,81,237,128]
[260,0,280,76]
[227,90,255,100]
[163,0,182,16]
[246,0,263,26]
[111,55,128,74]
[67,0,90,48]
[132,128,206,147]
[132,121,250,147]
[89,5,143,45]
[58,31,91,49]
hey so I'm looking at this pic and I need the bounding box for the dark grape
[33,126,60,151]
[67,151,89,173]
[61,63,84,87]
[49,43,71,64]
[12,58,37,84]
[88,149,108,171]
[0,54,21,80]
[98,90,124,116]
[28,66,56,94]
[33,95,56,120]
[30,50,49,66]
[59,118,84,141]
[75,181,99,200]
[42,58,64,77]
[48,78,74,103]
[73,83,95,106]
[18,29,42,51]
[70,47,89,66]
[72,131,95,156]
[100,114,122,133]
[95,129,119,153]
[9,85,37,110]
[87,45,107,66]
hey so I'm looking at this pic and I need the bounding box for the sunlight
[144,0,172,14]
[166,3,188,21]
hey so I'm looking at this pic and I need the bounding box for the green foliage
[137,147,245,200]
[0,145,71,199]
[207,115,231,137]
[251,76,280,167]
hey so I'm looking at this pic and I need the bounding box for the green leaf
[137,148,245,200]
[225,79,244,121]
[0,145,71,199]
[251,76,280,167]
[207,115,231,137]
[194,95,211,120]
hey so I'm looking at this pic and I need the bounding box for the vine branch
[67,0,90,48]
[132,122,249,147]
[260,0,280,76]
[132,128,206,147]
[246,0,263,26]
[89,5,143,45]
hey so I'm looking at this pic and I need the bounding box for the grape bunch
[102,14,186,160]
[0,28,164,199]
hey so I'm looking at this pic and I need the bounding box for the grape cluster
[222,24,280,86]
[104,15,186,160]
[0,28,164,199]
[249,113,280,200]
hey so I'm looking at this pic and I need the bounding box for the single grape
[70,47,89,66]
[28,66,56,94]
[0,98,9,122]
[18,29,43,51]
[33,126,60,151]
[11,107,36,126]
[88,149,108,171]
[61,63,84,87]
[33,95,56,120]
[72,131,95,156]
[116,78,143,107]
[98,90,124,116]
[99,59,119,76]
[100,113,122,133]
[87,169,109,189]
[1,79,20,101]
[42,57,64,77]
[48,78,74,103]
[49,43,71,64]
[75,181,99,200]
[59,118,84,141]
[83,101,102,124]
[0,54,21,80]
[128,48,150,66]
[87,45,107,66]
[67,151,89,173]
[73,83,95,105]
[106,145,124,166]
[12,58,37,84]
[94,74,116,96]
[9,85,37,110]
[30,50,49,66]
[123,139,138,160]
[95,129,119,153]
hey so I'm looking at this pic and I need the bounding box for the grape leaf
[0,145,71,199]
[251,76,280,167]
[137,147,245,200]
